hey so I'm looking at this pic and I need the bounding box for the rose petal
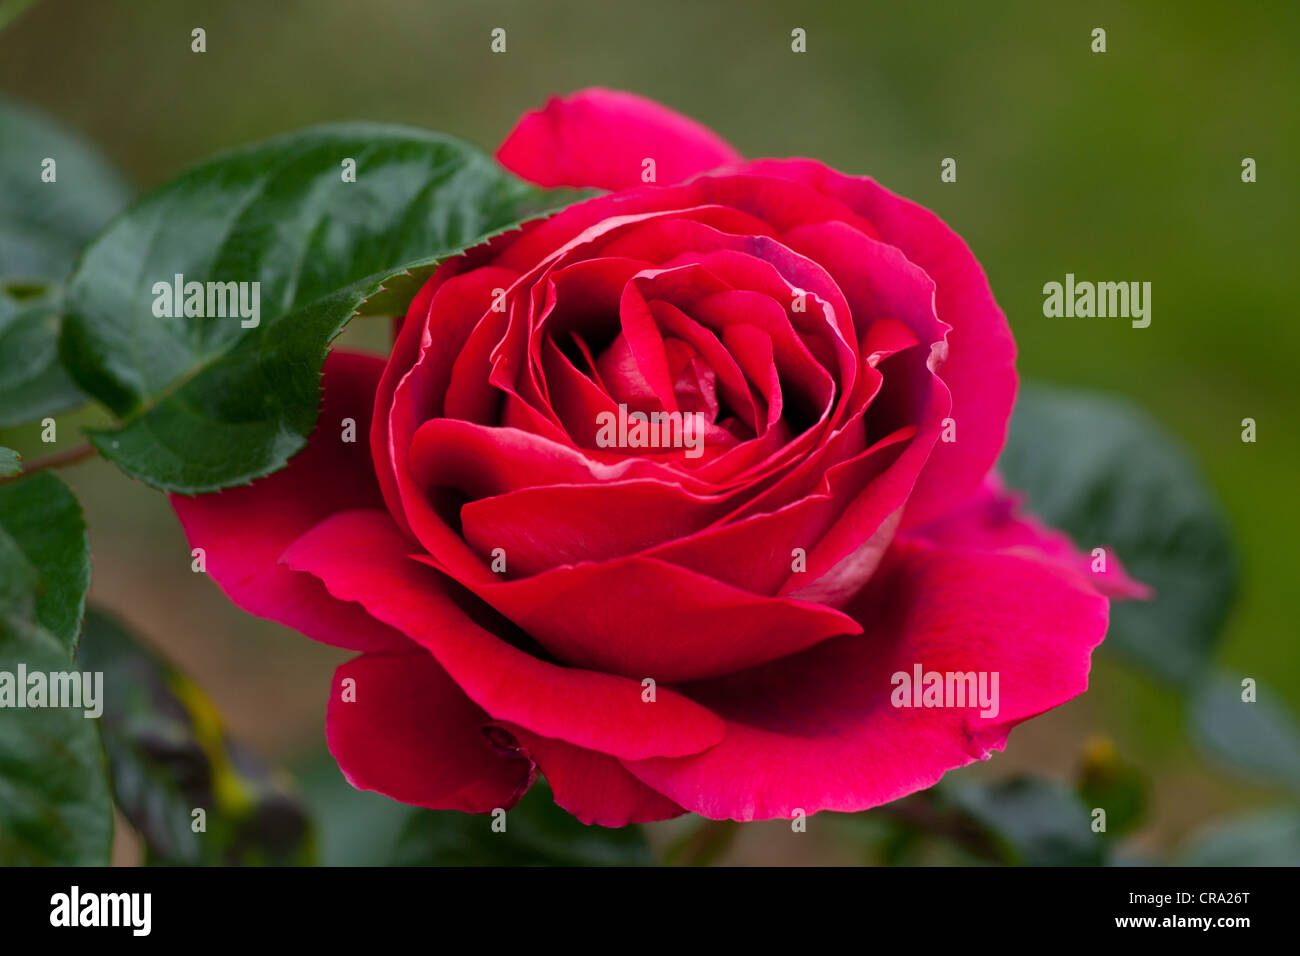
[460,479,732,577]
[283,509,727,760]
[432,551,862,682]
[493,723,685,826]
[907,475,1152,599]
[623,541,1109,820]
[170,350,410,653]
[497,87,742,190]
[328,651,533,812]
[642,425,912,598]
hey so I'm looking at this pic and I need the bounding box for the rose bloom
[173,89,1145,824]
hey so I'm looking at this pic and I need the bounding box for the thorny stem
[0,441,97,485]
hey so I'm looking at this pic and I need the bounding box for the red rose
[173,89,1145,824]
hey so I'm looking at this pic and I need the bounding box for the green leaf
[76,607,314,865]
[1181,810,1300,866]
[0,472,90,654]
[0,612,113,865]
[298,754,650,866]
[80,272,424,492]
[0,446,17,477]
[0,524,39,621]
[948,777,1105,866]
[1190,673,1300,794]
[0,97,132,283]
[998,382,1237,685]
[0,96,121,425]
[0,289,87,427]
[294,751,430,867]
[0,484,108,866]
[391,783,653,866]
[61,122,552,492]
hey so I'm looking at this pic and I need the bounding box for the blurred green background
[2,0,1296,864]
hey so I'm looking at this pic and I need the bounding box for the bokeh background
[2,0,1296,864]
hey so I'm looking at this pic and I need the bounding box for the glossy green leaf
[298,751,650,866]
[294,752,432,867]
[1191,673,1300,794]
[998,382,1237,685]
[79,271,426,492]
[0,523,38,617]
[0,446,17,476]
[0,471,89,654]
[0,612,113,865]
[0,289,87,427]
[61,122,551,492]
[0,95,121,425]
[0,97,132,283]
[391,783,653,866]
[0,482,109,866]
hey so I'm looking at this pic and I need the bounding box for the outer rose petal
[907,475,1152,600]
[170,350,410,654]
[282,509,726,760]
[328,651,533,812]
[496,87,743,191]
[623,542,1109,820]
[493,724,685,827]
